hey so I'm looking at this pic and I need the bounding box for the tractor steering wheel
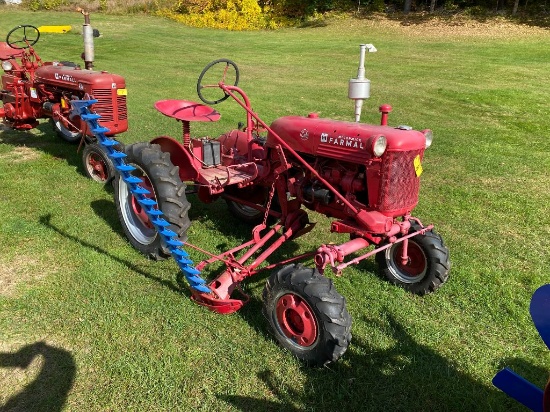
[197,59,240,105]
[6,25,40,49]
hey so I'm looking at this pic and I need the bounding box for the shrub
[157,0,287,30]
[23,0,68,10]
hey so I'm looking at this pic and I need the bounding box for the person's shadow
[0,341,76,412]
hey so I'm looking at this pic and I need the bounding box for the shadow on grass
[38,213,188,297]
[0,341,75,412]
[0,121,89,180]
[220,313,520,411]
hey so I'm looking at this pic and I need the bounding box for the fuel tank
[267,114,426,164]
[34,65,125,91]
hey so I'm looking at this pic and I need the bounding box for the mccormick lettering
[320,133,364,149]
[54,72,77,83]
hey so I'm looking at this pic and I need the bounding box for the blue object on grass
[492,284,550,411]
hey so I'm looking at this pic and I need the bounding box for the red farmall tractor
[111,48,451,365]
[0,11,127,183]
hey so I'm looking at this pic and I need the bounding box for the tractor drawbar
[70,99,210,294]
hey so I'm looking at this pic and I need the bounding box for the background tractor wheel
[375,223,450,295]
[82,142,117,183]
[263,264,352,366]
[50,117,82,143]
[113,142,191,260]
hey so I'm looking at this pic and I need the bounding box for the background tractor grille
[377,149,423,213]
[91,88,127,123]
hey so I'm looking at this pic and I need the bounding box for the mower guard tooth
[109,151,127,159]
[117,165,136,172]
[123,176,142,184]
[166,239,184,247]
[176,256,193,265]
[160,229,178,237]
[100,137,119,146]
[172,248,189,257]
[93,127,110,135]
[186,275,207,284]
[181,266,201,276]
[81,113,101,120]
[137,198,157,207]
[131,186,150,195]
[71,99,98,109]
[151,218,169,226]
[146,209,163,216]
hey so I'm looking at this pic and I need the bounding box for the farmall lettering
[320,132,365,149]
[54,72,77,83]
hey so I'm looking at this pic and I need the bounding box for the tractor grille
[117,96,128,120]
[377,149,423,213]
[91,88,127,123]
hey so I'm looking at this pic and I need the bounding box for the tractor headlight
[372,135,387,157]
[2,61,13,71]
[422,129,433,149]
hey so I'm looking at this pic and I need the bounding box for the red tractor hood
[267,115,426,163]
[34,65,125,90]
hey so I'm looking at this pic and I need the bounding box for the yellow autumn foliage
[157,0,288,30]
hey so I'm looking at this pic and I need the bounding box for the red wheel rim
[276,293,317,347]
[131,177,155,229]
[87,153,108,182]
[393,241,426,278]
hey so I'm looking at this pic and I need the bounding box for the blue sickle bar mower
[70,99,211,294]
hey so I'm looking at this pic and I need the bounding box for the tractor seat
[0,42,24,60]
[154,100,220,122]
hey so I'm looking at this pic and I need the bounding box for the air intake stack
[348,44,377,123]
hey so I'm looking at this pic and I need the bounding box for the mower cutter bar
[70,99,211,294]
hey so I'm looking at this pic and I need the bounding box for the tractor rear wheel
[113,142,191,260]
[226,200,264,225]
[375,224,450,295]
[263,264,352,366]
[225,186,279,225]
[82,142,117,183]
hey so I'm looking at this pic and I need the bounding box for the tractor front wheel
[82,143,117,183]
[263,264,352,366]
[50,117,82,143]
[376,224,450,295]
[113,142,191,260]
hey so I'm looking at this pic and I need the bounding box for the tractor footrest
[199,163,258,193]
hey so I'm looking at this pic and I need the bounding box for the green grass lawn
[0,8,549,411]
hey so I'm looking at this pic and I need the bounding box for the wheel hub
[276,293,317,347]
[87,154,107,181]
[131,177,155,229]
[392,241,427,280]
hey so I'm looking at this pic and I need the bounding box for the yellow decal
[414,155,423,177]
[117,88,128,96]
[61,99,67,109]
